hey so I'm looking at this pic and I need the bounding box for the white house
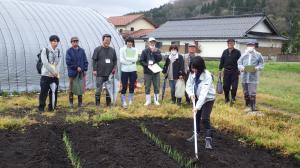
[146,14,288,57]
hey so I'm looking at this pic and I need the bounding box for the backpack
[36,48,60,74]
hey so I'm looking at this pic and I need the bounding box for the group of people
[37,34,264,150]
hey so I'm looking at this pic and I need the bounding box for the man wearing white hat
[238,40,264,112]
[140,37,162,106]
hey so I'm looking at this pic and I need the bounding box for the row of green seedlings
[140,123,197,168]
[63,131,82,168]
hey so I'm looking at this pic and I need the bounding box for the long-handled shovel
[192,98,199,162]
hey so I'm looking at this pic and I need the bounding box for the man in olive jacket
[92,34,117,106]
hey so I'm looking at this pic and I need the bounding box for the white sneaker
[144,95,151,106]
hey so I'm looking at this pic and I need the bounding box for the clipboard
[148,63,162,73]
[244,65,256,73]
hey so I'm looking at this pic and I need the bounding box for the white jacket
[120,46,138,72]
[186,70,216,110]
[41,46,61,78]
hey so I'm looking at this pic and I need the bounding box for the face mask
[246,46,255,53]
[171,50,177,55]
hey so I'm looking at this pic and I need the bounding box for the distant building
[108,14,156,54]
[147,14,288,57]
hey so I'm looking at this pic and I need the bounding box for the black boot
[250,96,256,111]
[177,98,182,106]
[69,92,74,108]
[78,95,83,107]
[171,96,176,104]
[95,95,100,106]
[244,95,250,107]
[106,94,111,107]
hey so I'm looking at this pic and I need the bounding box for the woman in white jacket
[119,37,139,108]
[186,56,216,149]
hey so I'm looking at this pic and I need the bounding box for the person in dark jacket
[163,45,185,105]
[140,37,162,106]
[219,39,241,104]
[92,34,117,107]
[66,37,88,108]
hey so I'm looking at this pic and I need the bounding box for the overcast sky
[21,0,171,17]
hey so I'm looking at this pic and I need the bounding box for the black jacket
[219,48,241,71]
[140,48,162,75]
[163,55,185,80]
[92,46,117,77]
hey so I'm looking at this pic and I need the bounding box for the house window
[171,41,180,46]
[130,27,134,31]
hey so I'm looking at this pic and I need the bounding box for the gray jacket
[186,70,216,110]
[41,46,61,78]
[238,50,264,84]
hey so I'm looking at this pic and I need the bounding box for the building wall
[154,39,283,58]
[125,19,155,31]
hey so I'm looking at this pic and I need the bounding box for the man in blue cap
[238,40,264,112]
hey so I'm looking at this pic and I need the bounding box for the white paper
[148,63,162,73]
[105,59,111,64]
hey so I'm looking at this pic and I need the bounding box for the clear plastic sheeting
[0,0,124,92]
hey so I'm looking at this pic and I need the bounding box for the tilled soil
[0,124,72,168]
[0,118,299,168]
[65,120,180,168]
[144,118,300,168]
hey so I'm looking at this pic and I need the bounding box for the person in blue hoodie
[66,37,88,107]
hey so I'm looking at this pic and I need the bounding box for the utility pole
[232,5,236,16]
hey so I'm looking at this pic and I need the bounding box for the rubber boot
[171,96,176,104]
[250,95,256,111]
[78,95,83,107]
[177,98,182,106]
[95,95,100,106]
[121,94,127,109]
[205,137,213,149]
[128,93,134,105]
[244,95,250,107]
[144,94,151,106]
[69,92,74,108]
[154,94,160,106]
[106,94,111,107]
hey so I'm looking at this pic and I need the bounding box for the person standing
[38,35,62,112]
[185,56,216,149]
[92,34,117,107]
[119,37,138,108]
[219,39,241,103]
[162,45,185,105]
[66,37,88,108]
[140,37,162,106]
[238,40,264,112]
[184,43,199,104]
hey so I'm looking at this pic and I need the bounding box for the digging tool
[192,98,199,162]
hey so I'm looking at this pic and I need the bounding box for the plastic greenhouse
[0,0,124,93]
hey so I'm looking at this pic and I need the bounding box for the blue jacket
[66,47,88,77]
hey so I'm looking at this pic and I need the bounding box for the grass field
[0,61,300,161]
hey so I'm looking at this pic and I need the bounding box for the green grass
[0,117,32,130]
[63,131,81,168]
[140,123,197,168]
